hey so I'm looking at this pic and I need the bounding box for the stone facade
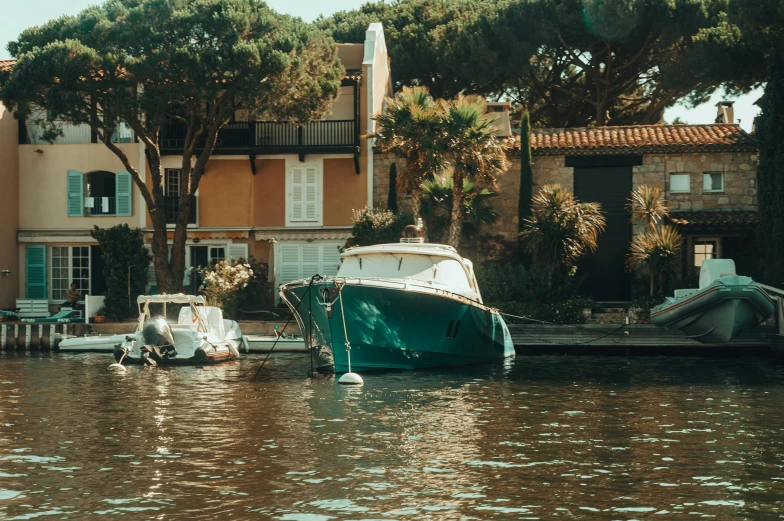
[371,143,759,264]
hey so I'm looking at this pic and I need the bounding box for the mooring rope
[253,275,319,379]
[498,311,628,345]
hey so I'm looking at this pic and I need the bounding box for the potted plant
[93,305,107,324]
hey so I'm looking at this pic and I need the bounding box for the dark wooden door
[573,166,633,302]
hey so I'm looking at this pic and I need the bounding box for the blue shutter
[116,170,133,216]
[25,245,47,299]
[67,170,84,217]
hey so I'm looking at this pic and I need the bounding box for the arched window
[86,170,116,215]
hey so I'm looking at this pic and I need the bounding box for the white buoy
[108,350,128,372]
[336,287,362,385]
[338,372,363,385]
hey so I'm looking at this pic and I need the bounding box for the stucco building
[5,23,391,313]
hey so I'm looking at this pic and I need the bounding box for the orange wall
[198,160,254,227]
[324,158,366,225]
[0,105,19,307]
[253,159,285,227]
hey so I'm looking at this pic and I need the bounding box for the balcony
[164,195,197,224]
[20,120,135,145]
[159,120,359,156]
[87,197,117,216]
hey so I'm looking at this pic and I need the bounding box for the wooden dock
[509,323,779,356]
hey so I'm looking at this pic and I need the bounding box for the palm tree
[625,184,682,295]
[437,95,510,249]
[368,86,442,221]
[519,184,606,272]
[421,176,500,242]
[627,225,683,295]
[627,185,669,229]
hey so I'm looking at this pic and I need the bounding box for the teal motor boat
[279,237,515,373]
[651,259,776,344]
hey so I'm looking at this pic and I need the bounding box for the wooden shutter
[25,245,47,299]
[304,167,318,221]
[67,170,83,217]
[321,244,343,276]
[289,167,304,221]
[115,170,133,216]
[302,244,321,280]
[229,243,249,262]
[278,243,302,286]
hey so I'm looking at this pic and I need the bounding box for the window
[50,246,90,300]
[165,169,181,198]
[86,171,116,215]
[286,163,322,227]
[669,174,690,193]
[703,172,724,192]
[209,247,226,266]
[694,239,718,268]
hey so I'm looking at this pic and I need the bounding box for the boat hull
[651,276,775,344]
[281,280,514,373]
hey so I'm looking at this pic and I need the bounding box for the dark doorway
[190,246,209,290]
[90,245,107,296]
[573,165,633,302]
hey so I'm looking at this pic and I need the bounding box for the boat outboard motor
[140,316,177,365]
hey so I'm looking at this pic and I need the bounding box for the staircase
[586,304,630,325]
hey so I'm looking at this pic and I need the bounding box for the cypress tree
[518,109,534,232]
[756,52,784,286]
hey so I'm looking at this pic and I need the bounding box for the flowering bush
[200,259,253,308]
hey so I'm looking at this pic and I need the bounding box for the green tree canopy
[1,0,344,293]
[321,0,745,127]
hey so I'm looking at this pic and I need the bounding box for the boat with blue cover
[279,234,515,373]
[650,259,776,344]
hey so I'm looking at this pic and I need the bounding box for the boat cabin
[337,243,483,303]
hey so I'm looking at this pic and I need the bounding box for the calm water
[1,353,784,520]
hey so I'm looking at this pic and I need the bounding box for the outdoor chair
[21,309,76,323]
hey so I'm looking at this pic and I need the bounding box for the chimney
[715,101,735,124]
[486,102,512,137]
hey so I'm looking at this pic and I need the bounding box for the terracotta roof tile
[0,60,16,72]
[669,210,758,230]
[502,124,757,155]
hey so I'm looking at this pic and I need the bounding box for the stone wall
[371,148,758,261]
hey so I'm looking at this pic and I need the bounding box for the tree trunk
[447,171,465,249]
[150,203,176,294]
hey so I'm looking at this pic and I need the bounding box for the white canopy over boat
[338,243,483,303]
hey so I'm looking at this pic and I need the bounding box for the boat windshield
[337,253,473,292]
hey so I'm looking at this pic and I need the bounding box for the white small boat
[58,334,130,352]
[245,333,306,353]
[114,294,246,366]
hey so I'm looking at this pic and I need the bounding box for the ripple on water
[0,354,783,520]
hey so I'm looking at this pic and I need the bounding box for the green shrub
[476,262,584,304]
[90,225,150,320]
[345,207,414,249]
[491,297,594,324]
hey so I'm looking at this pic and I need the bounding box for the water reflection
[1,352,783,519]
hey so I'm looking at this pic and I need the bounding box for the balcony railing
[22,120,135,145]
[159,120,358,155]
[87,197,117,216]
[164,195,197,224]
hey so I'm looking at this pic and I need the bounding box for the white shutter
[278,243,302,285]
[290,167,304,221]
[305,167,318,220]
[302,244,321,280]
[228,243,249,262]
[321,244,342,276]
